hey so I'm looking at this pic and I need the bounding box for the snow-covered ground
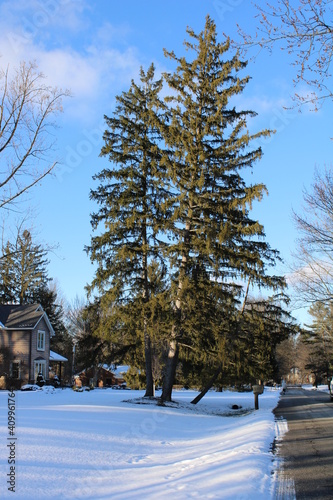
[303,383,330,394]
[0,386,285,499]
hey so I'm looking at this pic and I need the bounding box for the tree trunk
[92,365,98,388]
[161,336,179,402]
[141,172,155,398]
[161,215,191,402]
[191,363,222,404]
[144,332,155,397]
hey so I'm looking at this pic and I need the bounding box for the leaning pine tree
[160,16,285,402]
[86,65,171,397]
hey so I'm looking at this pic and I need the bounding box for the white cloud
[0,0,89,38]
[38,49,99,96]
[94,21,132,46]
[231,91,294,116]
[0,5,143,123]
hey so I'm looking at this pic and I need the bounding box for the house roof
[50,350,68,362]
[0,304,55,336]
[110,365,129,376]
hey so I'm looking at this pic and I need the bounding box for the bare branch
[0,60,70,209]
[291,165,333,304]
[236,0,333,109]
[0,161,57,209]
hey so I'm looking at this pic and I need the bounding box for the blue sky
[0,0,332,324]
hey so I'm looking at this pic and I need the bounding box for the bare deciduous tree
[237,0,333,109]
[291,167,333,304]
[0,60,69,209]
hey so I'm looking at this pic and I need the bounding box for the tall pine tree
[160,16,285,401]
[86,64,171,397]
[0,229,50,304]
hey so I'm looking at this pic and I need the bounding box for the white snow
[0,386,285,499]
[303,383,330,394]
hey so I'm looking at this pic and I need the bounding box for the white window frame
[37,330,45,351]
[34,360,46,381]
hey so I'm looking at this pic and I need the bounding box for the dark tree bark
[161,338,179,402]
[191,364,223,405]
[144,332,155,397]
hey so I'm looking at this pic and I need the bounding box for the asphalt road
[273,387,333,499]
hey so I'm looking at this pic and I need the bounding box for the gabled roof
[0,304,55,336]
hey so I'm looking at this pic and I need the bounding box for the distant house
[76,365,126,388]
[0,304,66,388]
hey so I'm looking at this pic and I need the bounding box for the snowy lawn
[0,386,284,499]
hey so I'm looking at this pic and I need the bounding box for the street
[273,387,333,499]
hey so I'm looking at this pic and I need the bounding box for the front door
[34,360,46,382]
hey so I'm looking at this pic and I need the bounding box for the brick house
[76,366,126,388]
[0,304,59,388]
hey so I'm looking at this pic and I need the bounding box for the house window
[37,330,45,351]
[34,360,46,381]
[10,361,20,379]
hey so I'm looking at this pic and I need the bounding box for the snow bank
[0,387,282,499]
